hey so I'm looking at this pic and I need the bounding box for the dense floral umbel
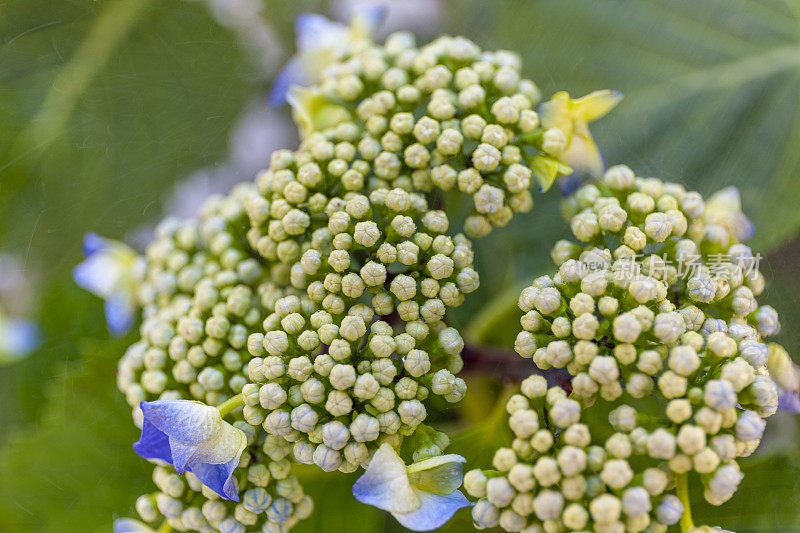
[466,377,687,532]
[466,166,787,532]
[280,30,618,237]
[116,192,313,532]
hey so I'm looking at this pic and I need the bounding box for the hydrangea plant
[72,10,797,533]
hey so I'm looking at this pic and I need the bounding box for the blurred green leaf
[468,0,800,253]
[293,464,384,533]
[0,0,254,422]
[0,338,151,533]
[691,453,800,531]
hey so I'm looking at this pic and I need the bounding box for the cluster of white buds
[285,31,608,238]
[131,426,313,533]
[476,165,790,530]
[115,192,315,532]
[245,151,480,322]
[117,188,279,415]
[465,376,689,532]
[241,292,467,472]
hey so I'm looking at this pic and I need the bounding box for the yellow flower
[539,90,623,179]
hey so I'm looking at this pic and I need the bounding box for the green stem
[157,521,173,533]
[216,394,244,417]
[677,473,695,532]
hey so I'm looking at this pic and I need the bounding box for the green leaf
[293,464,385,533]
[0,0,253,421]
[0,339,151,533]
[459,0,800,253]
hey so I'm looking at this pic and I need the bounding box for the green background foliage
[1,0,799,531]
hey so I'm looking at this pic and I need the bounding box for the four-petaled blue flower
[268,7,387,106]
[73,233,141,336]
[0,311,40,365]
[352,443,472,531]
[134,400,247,501]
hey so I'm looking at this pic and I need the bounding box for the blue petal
[356,5,388,32]
[294,13,344,51]
[352,443,419,513]
[113,518,154,533]
[779,389,800,414]
[392,490,473,531]
[82,232,107,257]
[0,318,40,357]
[133,417,173,464]
[73,253,117,297]
[191,454,241,501]
[268,57,309,107]
[139,400,216,444]
[558,172,586,196]
[105,294,136,336]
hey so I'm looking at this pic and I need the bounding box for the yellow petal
[560,133,605,179]
[286,87,351,139]
[531,155,569,192]
[406,454,466,495]
[573,90,623,122]
[538,91,573,134]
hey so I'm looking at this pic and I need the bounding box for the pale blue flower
[134,399,247,501]
[0,311,40,364]
[352,443,472,531]
[113,518,155,533]
[73,233,141,335]
[268,7,387,106]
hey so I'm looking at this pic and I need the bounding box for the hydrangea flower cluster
[74,9,794,533]
[466,165,789,532]
[98,14,615,530]
[466,375,689,532]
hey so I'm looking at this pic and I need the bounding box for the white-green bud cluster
[466,376,684,532]
[130,431,313,533]
[115,193,314,532]
[290,32,585,237]
[243,296,467,472]
[494,167,788,527]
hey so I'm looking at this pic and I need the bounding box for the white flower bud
[321,421,350,450]
[601,459,633,490]
[509,409,539,439]
[710,435,737,462]
[590,494,621,524]
[464,469,488,498]
[549,398,581,428]
[604,165,635,190]
[533,456,561,487]
[704,379,737,411]
[350,414,380,442]
[692,447,720,474]
[486,476,515,507]
[656,494,683,525]
[735,410,766,441]
[472,500,500,528]
[532,489,564,521]
[329,364,356,390]
[557,446,587,477]
[398,399,426,426]
[705,463,743,505]
[647,429,676,460]
[313,444,342,472]
[589,356,619,385]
